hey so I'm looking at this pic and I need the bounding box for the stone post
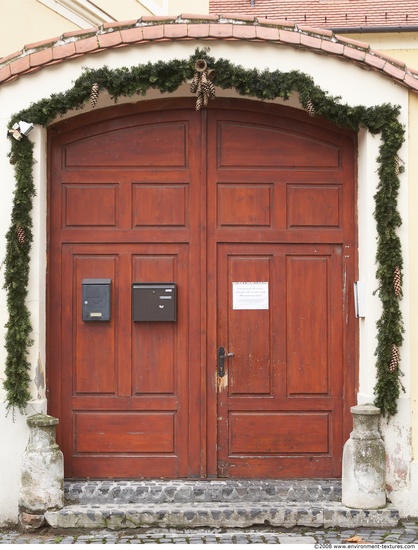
[19,414,64,530]
[342,404,386,509]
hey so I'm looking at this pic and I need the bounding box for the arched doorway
[47,98,357,479]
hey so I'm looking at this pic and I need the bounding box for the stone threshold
[42,479,400,530]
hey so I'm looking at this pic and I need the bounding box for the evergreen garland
[4,49,405,416]
[3,138,35,415]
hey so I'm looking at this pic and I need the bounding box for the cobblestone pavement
[1,521,418,545]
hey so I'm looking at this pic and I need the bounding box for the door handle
[218,346,234,378]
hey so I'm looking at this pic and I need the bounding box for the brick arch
[1,14,418,92]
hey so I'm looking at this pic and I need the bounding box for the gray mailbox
[132,283,176,322]
[82,279,111,322]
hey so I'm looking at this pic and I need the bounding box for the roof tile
[164,24,188,38]
[209,1,418,30]
[383,62,407,80]
[334,35,370,50]
[24,37,60,51]
[181,14,218,21]
[404,73,418,91]
[97,31,123,49]
[298,25,333,38]
[29,48,53,68]
[141,25,165,40]
[278,28,301,45]
[364,52,386,70]
[233,24,257,39]
[300,33,322,49]
[256,25,280,40]
[52,42,76,60]
[208,23,234,37]
[321,40,344,56]
[74,36,98,54]
[10,56,30,75]
[259,18,295,28]
[120,27,144,43]
[141,15,178,22]
[187,23,211,37]
[102,20,138,30]
[344,46,367,62]
[0,50,24,64]
[62,28,98,39]
[0,64,11,82]
[220,14,256,22]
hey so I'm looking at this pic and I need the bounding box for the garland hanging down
[5,48,404,416]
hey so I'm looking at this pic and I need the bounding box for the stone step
[45,501,400,530]
[64,479,343,505]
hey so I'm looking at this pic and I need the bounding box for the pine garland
[4,48,405,416]
[3,138,35,415]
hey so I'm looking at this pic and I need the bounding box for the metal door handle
[218,346,234,378]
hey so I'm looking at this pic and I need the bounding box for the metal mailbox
[82,279,111,322]
[132,283,176,322]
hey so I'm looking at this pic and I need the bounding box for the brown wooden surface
[47,99,356,479]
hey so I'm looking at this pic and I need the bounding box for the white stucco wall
[0,39,413,524]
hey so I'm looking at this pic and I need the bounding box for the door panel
[58,243,190,478]
[215,244,343,477]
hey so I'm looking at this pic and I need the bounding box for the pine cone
[201,79,216,100]
[195,92,204,111]
[389,344,400,373]
[207,80,216,100]
[394,266,401,297]
[90,82,99,108]
[16,225,26,244]
[394,156,400,175]
[190,71,200,94]
[306,99,315,117]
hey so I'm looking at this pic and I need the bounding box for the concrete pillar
[342,404,386,509]
[19,414,64,530]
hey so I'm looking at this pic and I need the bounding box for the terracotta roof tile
[24,37,61,51]
[181,14,218,21]
[0,16,417,94]
[141,24,165,40]
[164,23,189,38]
[209,1,418,29]
[141,15,178,22]
[209,23,234,37]
[102,20,139,30]
[97,31,123,49]
[188,23,211,37]
[29,48,54,68]
[255,25,280,40]
[300,33,322,49]
[120,27,144,43]
[221,14,256,22]
[233,24,257,39]
[74,35,98,54]
[52,42,77,60]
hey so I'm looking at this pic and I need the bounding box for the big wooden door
[205,105,356,478]
[48,99,356,479]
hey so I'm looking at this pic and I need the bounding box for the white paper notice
[232,282,269,310]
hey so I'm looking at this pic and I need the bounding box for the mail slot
[82,279,111,322]
[132,283,176,322]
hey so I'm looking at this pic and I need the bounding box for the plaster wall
[0,1,210,58]
[0,39,413,524]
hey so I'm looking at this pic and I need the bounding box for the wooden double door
[47,99,356,479]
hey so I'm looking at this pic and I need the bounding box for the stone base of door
[44,480,399,530]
